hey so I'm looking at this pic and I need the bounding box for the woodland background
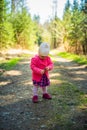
[0,0,87,55]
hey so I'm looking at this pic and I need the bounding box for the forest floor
[0,49,87,130]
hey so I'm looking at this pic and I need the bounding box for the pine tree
[63,0,71,20]
[72,0,79,11]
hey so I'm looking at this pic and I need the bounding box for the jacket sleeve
[47,57,54,70]
[30,57,42,74]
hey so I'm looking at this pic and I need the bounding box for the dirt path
[54,56,87,92]
[0,53,87,130]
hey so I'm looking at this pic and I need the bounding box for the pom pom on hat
[39,42,50,56]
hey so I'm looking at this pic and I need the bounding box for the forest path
[0,50,87,130]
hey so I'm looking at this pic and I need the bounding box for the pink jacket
[30,55,53,81]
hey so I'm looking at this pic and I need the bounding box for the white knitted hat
[39,42,50,56]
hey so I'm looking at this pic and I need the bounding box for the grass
[48,81,87,130]
[58,52,87,65]
[0,57,20,71]
[0,53,32,72]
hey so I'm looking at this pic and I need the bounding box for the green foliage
[0,0,87,55]
[68,10,82,44]
[41,23,52,45]
[79,14,87,43]
[72,0,79,11]
[80,0,87,13]
[33,14,43,45]
[0,0,41,49]
[0,0,14,49]
[34,23,43,45]
[63,0,71,19]
[0,22,14,48]
[0,57,20,70]
[41,28,51,44]
[11,9,37,48]
[61,0,87,54]
[49,18,63,48]
[58,52,87,65]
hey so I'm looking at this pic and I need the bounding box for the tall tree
[11,8,37,48]
[63,0,71,20]
[81,0,87,13]
[0,0,14,49]
[72,0,79,11]
[80,0,87,54]
[63,0,70,14]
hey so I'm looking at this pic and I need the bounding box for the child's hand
[41,69,45,74]
[45,67,49,71]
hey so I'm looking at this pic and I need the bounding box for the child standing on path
[30,42,54,103]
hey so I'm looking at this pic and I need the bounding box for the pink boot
[32,95,38,103]
[42,93,52,99]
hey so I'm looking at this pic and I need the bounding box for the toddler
[30,42,54,103]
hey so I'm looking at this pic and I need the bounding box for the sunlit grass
[0,53,32,72]
[58,52,87,65]
[0,57,20,70]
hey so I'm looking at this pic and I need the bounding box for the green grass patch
[58,52,87,65]
[0,53,32,72]
[0,57,20,70]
